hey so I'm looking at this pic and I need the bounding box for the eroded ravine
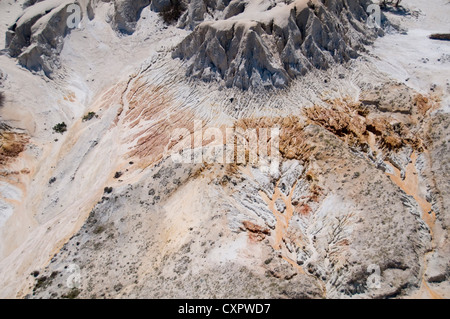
[259,177,328,295]
[385,151,442,299]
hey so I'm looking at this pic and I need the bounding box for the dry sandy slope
[0,0,187,298]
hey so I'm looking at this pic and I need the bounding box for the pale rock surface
[6,0,78,76]
[110,0,150,34]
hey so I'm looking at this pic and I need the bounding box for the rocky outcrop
[177,0,233,30]
[4,0,153,75]
[5,0,80,76]
[5,0,378,85]
[111,0,150,34]
[151,0,175,12]
[173,0,380,89]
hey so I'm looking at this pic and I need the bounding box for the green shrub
[93,226,105,234]
[35,276,49,290]
[53,122,67,134]
[104,187,113,194]
[62,288,80,299]
[82,112,96,122]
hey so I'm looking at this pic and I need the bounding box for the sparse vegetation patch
[0,92,4,107]
[82,112,97,122]
[53,122,67,134]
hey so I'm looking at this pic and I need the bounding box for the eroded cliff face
[173,0,380,89]
[5,0,380,85]
[0,0,449,299]
[6,0,81,76]
[5,0,154,76]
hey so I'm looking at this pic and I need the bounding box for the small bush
[82,112,96,122]
[53,122,67,134]
[104,187,113,194]
[93,226,105,234]
[33,275,54,291]
[159,0,186,24]
[62,288,80,299]
[0,92,4,107]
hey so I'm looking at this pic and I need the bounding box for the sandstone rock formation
[0,123,29,166]
[4,0,153,75]
[111,0,150,34]
[173,0,381,89]
[6,0,80,76]
[5,0,380,84]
